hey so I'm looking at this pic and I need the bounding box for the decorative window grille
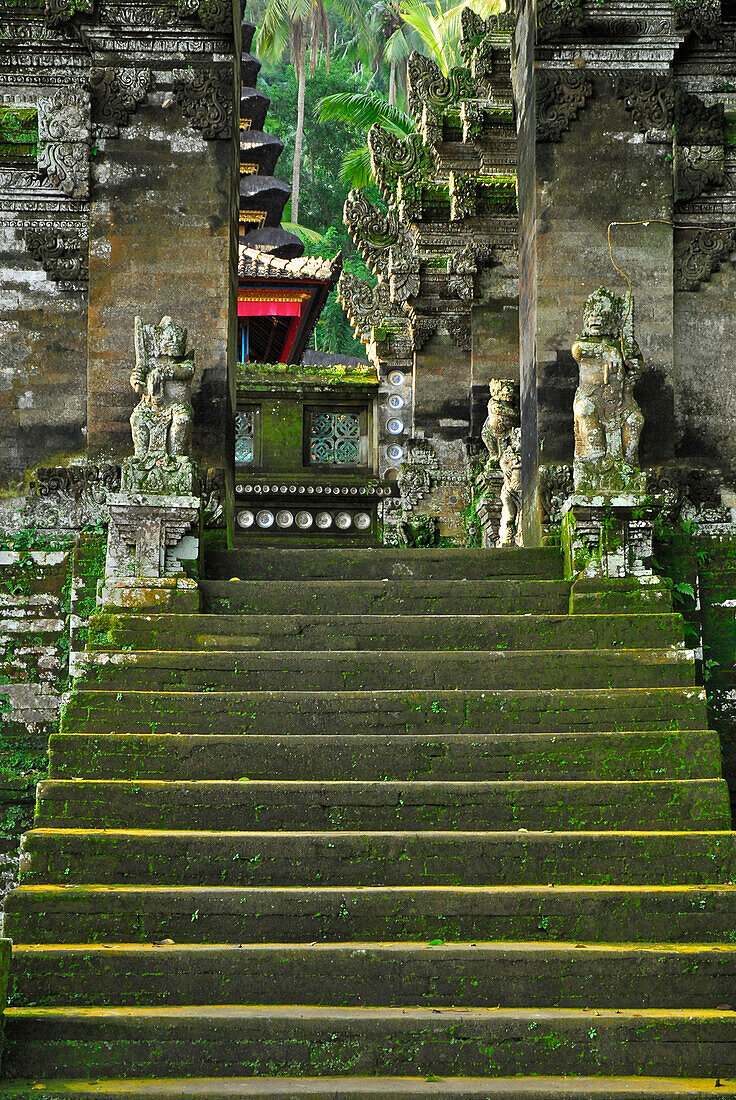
[235,409,255,463]
[308,410,361,465]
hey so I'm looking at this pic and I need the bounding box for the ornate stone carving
[615,73,674,133]
[674,0,721,38]
[44,0,94,27]
[25,229,88,287]
[90,67,151,138]
[173,67,233,140]
[572,287,645,494]
[675,145,725,204]
[410,317,437,352]
[536,69,593,143]
[540,464,574,528]
[337,272,393,339]
[344,190,417,293]
[447,315,472,352]
[674,228,736,292]
[28,464,120,529]
[536,0,585,42]
[450,173,476,221]
[675,90,726,147]
[175,0,233,35]
[37,88,90,198]
[123,316,197,495]
[201,467,226,528]
[447,242,476,301]
[407,54,474,144]
[480,379,521,546]
[369,127,430,208]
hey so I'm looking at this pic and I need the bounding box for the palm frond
[281,221,327,245]
[398,0,456,72]
[317,90,415,136]
[340,144,374,188]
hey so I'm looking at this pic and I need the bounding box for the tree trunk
[389,58,397,105]
[291,33,307,224]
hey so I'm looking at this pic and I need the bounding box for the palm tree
[317,90,417,187]
[256,0,367,223]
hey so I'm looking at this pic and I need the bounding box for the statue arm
[131,316,148,393]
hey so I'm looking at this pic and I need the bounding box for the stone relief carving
[25,229,89,287]
[44,0,94,27]
[337,272,394,340]
[536,0,585,42]
[673,0,721,38]
[614,73,674,133]
[536,69,593,143]
[540,464,574,528]
[175,0,233,35]
[173,67,233,140]
[571,286,645,494]
[450,173,476,221]
[37,87,91,198]
[368,127,431,205]
[674,228,736,292]
[123,315,197,495]
[675,145,725,204]
[344,190,418,301]
[90,67,151,138]
[675,90,726,147]
[447,315,472,352]
[407,54,474,143]
[410,317,437,352]
[480,379,522,546]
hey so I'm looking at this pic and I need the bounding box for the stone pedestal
[561,493,660,580]
[99,492,200,611]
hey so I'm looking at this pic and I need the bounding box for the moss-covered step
[48,730,724,783]
[11,941,736,1010]
[9,883,736,946]
[204,547,564,582]
[17,828,736,888]
[60,686,709,737]
[199,580,571,617]
[1,1077,736,1100]
[85,612,686,654]
[570,578,673,615]
[79,648,697,693]
[32,779,731,833]
[5,1005,736,1078]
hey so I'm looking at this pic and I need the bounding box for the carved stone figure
[572,287,645,494]
[481,379,522,547]
[123,316,197,495]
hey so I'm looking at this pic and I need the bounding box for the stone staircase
[1,546,736,1097]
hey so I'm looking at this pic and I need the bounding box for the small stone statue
[572,286,645,493]
[481,379,522,546]
[122,316,197,494]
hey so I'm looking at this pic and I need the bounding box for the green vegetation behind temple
[261,56,379,358]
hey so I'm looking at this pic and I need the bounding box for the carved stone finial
[123,316,197,495]
[571,286,645,494]
[25,229,88,288]
[480,379,522,547]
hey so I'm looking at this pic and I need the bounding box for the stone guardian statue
[122,315,197,495]
[572,286,645,494]
[480,379,522,546]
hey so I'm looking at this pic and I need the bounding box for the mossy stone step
[1,1076,736,1099]
[2,1077,736,1100]
[80,648,696,693]
[200,580,571,616]
[204,546,563,582]
[5,1005,736,1079]
[48,730,724,783]
[61,687,709,736]
[11,941,736,1010]
[18,829,736,888]
[33,779,731,833]
[85,612,686,654]
[9,883,736,945]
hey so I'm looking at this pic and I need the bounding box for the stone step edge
[0,1076,733,1097]
[7,1005,736,1022]
[12,939,736,954]
[36,778,725,791]
[23,827,736,840]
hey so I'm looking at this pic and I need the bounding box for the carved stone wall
[0,0,239,487]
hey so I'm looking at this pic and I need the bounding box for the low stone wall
[0,533,106,913]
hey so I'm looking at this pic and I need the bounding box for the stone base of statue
[99,491,200,611]
[561,492,660,580]
[121,454,197,495]
[476,470,503,548]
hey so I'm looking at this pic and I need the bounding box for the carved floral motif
[44,0,94,27]
[90,67,151,138]
[675,145,725,204]
[536,0,584,42]
[25,229,88,286]
[536,69,593,143]
[173,67,233,140]
[615,73,674,133]
[176,0,233,35]
[674,228,736,292]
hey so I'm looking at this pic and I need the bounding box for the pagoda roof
[238,246,342,286]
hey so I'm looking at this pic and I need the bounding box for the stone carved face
[582,287,618,339]
[156,316,188,357]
